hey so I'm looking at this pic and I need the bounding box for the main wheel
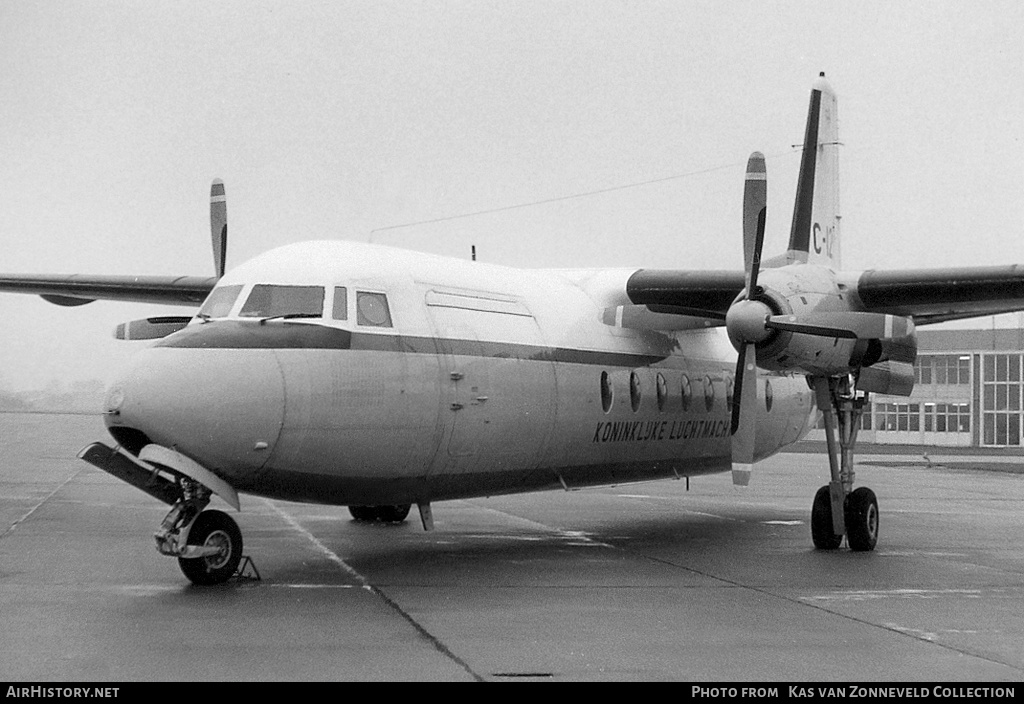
[811,485,842,550]
[349,505,411,523]
[178,510,243,585]
[844,487,879,552]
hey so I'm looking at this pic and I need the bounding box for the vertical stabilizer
[785,73,841,267]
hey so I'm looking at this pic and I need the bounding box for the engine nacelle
[727,265,918,389]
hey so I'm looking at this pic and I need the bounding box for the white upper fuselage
[105,240,816,506]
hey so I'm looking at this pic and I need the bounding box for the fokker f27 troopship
[3,74,1022,584]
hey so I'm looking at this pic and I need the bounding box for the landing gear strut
[811,375,877,551]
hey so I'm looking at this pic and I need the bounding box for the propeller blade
[210,179,228,278]
[731,342,758,486]
[766,316,858,339]
[742,152,767,294]
[766,312,913,341]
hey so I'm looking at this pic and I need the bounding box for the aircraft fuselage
[105,240,816,507]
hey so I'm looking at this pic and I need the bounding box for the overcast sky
[1,0,1022,391]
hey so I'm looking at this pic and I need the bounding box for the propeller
[764,311,913,341]
[210,178,228,278]
[727,152,768,486]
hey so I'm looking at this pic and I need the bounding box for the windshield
[197,284,243,319]
[239,284,324,319]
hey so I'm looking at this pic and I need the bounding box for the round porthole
[656,373,667,411]
[630,372,641,412]
[703,375,715,411]
[681,375,692,411]
[600,371,613,413]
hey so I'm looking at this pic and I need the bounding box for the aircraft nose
[104,343,285,480]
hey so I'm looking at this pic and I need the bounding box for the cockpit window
[332,287,348,321]
[239,285,324,319]
[356,291,393,327]
[198,284,243,319]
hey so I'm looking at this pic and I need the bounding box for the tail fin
[785,73,841,267]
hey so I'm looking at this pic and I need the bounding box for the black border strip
[157,321,670,367]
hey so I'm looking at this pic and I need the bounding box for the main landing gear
[811,376,878,551]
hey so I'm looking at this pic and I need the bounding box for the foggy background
[1,1,1021,407]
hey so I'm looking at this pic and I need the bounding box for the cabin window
[681,375,692,411]
[356,291,393,327]
[198,284,243,318]
[332,287,349,321]
[630,372,641,412]
[600,371,613,412]
[725,375,735,410]
[765,379,774,412]
[656,373,667,411]
[703,375,715,411]
[239,285,324,319]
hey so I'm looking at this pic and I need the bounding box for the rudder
[785,73,841,267]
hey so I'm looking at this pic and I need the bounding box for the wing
[625,269,745,319]
[625,265,1024,326]
[0,273,216,307]
[852,265,1024,325]
[0,180,227,309]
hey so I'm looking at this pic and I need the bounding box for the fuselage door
[425,290,556,476]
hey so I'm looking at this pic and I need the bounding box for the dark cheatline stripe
[787,87,822,254]
[156,320,669,366]
[157,320,353,349]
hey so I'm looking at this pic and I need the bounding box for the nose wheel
[177,510,244,585]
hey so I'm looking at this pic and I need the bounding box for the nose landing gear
[153,479,249,585]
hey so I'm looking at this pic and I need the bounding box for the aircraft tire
[348,506,376,521]
[349,504,411,523]
[811,485,842,550]
[844,487,879,552]
[178,510,244,586]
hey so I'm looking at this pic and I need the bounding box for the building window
[876,403,920,432]
[917,354,971,386]
[982,354,1023,445]
[923,403,970,433]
